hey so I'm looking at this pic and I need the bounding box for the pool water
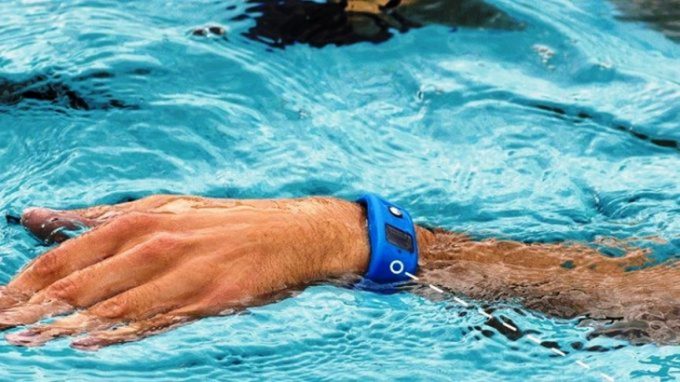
[1,0,679,381]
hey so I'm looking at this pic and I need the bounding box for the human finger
[39,233,192,309]
[70,313,191,350]
[20,195,196,243]
[10,212,163,294]
[87,264,215,322]
[5,311,111,347]
[0,295,72,330]
[0,286,29,311]
[21,208,102,244]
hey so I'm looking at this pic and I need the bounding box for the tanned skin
[0,195,677,350]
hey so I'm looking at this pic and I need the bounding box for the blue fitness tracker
[356,193,419,284]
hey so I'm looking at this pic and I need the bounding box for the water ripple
[0,0,678,380]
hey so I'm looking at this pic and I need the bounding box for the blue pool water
[1,0,679,380]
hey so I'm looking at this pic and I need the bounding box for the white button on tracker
[389,260,404,275]
[388,206,403,217]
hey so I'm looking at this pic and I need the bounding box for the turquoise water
[1,0,679,381]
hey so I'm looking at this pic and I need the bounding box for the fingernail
[21,207,54,225]
[5,330,41,346]
[71,338,103,351]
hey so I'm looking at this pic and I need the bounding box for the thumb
[21,208,104,244]
[20,195,178,244]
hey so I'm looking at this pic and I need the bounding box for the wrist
[315,198,371,277]
[318,199,435,281]
[298,197,435,281]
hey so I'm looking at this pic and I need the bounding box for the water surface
[0,0,679,380]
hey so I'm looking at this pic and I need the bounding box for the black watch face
[385,224,414,253]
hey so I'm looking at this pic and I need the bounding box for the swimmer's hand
[0,195,402,350]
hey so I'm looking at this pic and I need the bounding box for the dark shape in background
[237,0,680,49]
[612,0,680,42]
[238,0,522,48]
[0,71,131,111]
[0,75,90,110]
[5,0,676,112]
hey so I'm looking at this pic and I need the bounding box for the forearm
[311,197,677,343]
[416,229,680,343]
[257,197,371,284]
[299,197,618,316]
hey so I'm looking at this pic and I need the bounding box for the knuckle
[31,251,62,277]
[148,233,181,251]
[46,277,79,302]
[138,248,166,263]
[130,234,182,263]
[146,233,190,259]
[20,207,39,225]
[110,212,157,232]
[92,297,128,319]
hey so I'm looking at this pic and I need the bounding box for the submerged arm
[417,229,680,344]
